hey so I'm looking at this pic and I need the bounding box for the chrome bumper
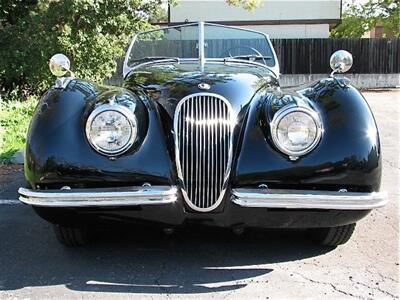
[19,186,387,210]
[18,186,178,207]
[232,188,388,210]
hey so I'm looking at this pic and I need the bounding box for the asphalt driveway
[0,90,399,299]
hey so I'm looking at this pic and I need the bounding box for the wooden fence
[120,38,399,75]
[271,38,400,74]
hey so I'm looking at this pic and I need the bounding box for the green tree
[331,0,400,38]
[226,0,260,10]
[0,0,38,26]
[0,0,263,96]
[0,0,165,95]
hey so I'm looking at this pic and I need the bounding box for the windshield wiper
[132,56,180,63]
[227,55,273,61]
[220,57,276,75]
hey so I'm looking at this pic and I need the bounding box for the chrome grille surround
[174,93,234,212]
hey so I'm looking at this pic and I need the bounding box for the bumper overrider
[18,186,387,210]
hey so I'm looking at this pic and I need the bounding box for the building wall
[170,0,341,22]
[240,24,330,38]
[156,23,329,39]
[169,0,340,38]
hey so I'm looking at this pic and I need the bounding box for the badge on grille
[198,83,211,90]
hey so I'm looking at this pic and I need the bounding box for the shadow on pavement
[0,165,26,199]
[0,206,334,294]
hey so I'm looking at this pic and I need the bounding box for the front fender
[232,81,382,192]
[25,80,176,188]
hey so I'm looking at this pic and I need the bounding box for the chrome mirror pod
[49,53,73,77]
[330,50,353,77]
[49,53,75,88]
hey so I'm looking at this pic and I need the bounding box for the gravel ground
[0,90,398,299]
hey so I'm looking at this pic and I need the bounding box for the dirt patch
[0,164,23,182]
[0,164,25,199]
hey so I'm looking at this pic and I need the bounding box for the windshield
[126,23,276,69]
[128,24,199,64]
[204,24,275,66]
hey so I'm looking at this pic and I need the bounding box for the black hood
[124,62,278,118]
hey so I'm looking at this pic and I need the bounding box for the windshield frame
[123,22,279,78]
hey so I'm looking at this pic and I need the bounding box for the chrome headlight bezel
[270,105,323,158]
[85,104,137,156]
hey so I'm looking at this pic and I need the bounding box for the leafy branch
[331,0,399,38]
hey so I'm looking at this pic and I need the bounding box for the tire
[310,223,356,246]
[53,224,90,247]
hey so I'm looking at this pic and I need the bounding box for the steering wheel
[220,46,267,65]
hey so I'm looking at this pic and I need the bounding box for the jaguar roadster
[18,22,387,247]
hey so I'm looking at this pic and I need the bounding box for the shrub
[0,0,164,96]
[0,95,38,163]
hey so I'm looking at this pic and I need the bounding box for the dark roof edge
[152,19,341,26]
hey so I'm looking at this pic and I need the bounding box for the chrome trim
[198,21,205,72]
[330,50,353,76]
[232,188,388,210]
[85,103,138,156]
[198,83,211,90]
[18,186,177,207]
[53,77,74,89]
[270,105,323,158]
[49,53,73,77]
[126,58,275,77]
[174,93,235,212]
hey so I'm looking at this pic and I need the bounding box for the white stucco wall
[160,23,330,38]
[170,0,341,22]
[241,24,330,38]
[169,0,339,38]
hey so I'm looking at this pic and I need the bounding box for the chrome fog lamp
[85,104,137,156]
[271,106,323,158]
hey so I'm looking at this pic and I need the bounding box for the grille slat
[219,100,224,196]
[174,93,233,212]
[206,97,213,207]
[195,97,200,205]
[211,97,215,205]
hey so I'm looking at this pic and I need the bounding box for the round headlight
[85,104,137,156]
[271,106,323,157]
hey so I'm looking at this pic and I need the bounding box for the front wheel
[53,224,90,247]
[309,223,356,246]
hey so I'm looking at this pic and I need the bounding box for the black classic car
[19,22,387,247]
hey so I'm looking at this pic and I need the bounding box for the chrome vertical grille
[174,93,234,212]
